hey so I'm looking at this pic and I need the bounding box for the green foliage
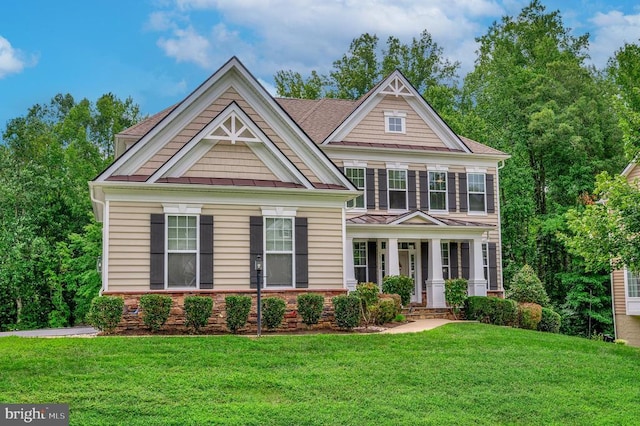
[225,295,251,334]
[382,275,414,306]
[518,303,543,330]
[332,294,361,330]
[354,282,380,327]
[183,296,213,333]
[538,307,561,333]
[262,297,286,330]
[506,265,550,306]
[86,296,123,333]
[557,271,613,337]
[139,294,172,332]
[444,278,468,319]
[375,298,399,325]
[465,296,518,326]
[297,293,324,326]
[394,314,406,322]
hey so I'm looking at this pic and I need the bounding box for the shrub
[384,293,402,315]
[464,296,517,326]
[225,295,252,333]
[382,275,414,306]
[394,314,406,322]
[507,264,550,306]
[494,298,518,326]
[262,297,286,329]
[297,293,324,326]
[375,298,398,325]
[518,302,543,330]
[184,296,213,333]
[86,296,124,333]
[445,278,468,319]
[354,282,380,327]
[332,294,361,330]
[538,307,561,333]
[140,294,172,332]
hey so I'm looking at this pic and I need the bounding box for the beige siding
[182,140,279,180]
[612,269,626,314]
[627,164,640,183]
[106,202,343,292]
[135,87,323,184]
[614,314,640,347]
[343,95,448,149]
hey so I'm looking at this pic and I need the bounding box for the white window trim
[165,214,200,290]
[345,167,366,211]
[467,172,487,215]
[261,207,297,217]
[353,240,368,283]
[441,241,450,280]
[483,242,490,290]
[384,111,407,134]
[624,268,640,315]
[263,216,296,288]
[427,164,449,172]
[343,160,368,168]
[428,170,448,213]
[387,168,408,212]
[163,203,202,215]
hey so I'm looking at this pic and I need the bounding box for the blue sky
[1,0,640,140]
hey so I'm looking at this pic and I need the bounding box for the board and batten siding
[343,96,447,149]
[134,88,323,184]
[106,202,344,292]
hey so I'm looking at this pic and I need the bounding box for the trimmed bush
[382,275,414,306]
[262,297,286,329]
[375,298,398,325]
[445,278,468,319]
[464,296,517,326]
[184,296,213,333]
[518,302,543,330]
[297,293,324,326]
[140,294,172,332]
[86,296,124,333]
[538,307,561,333]
[507,264,550,306]
[355,282,380,327]
[494,298,518,326]
[332,294,361,330]
[225,295,251,333]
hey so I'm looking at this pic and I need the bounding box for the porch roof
[346,210,494,227]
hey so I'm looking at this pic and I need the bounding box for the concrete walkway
[0,326,98,338]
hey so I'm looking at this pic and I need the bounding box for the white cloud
[589,10,640,68]
[157,26,212,68]
[0,36,32,79]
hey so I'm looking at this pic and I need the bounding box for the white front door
[398,242,420,303]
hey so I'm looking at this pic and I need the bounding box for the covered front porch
[344,211,501,307]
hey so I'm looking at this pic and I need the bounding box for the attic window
[384,111,406,134]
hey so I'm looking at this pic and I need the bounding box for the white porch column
[387,238,400,276]
[468,238,487,296]
[345,237,357,292]
[426,238,446,308]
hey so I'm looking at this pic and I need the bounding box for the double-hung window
[468,173,486,213]
[429,171,447,211]
[388,169,407,210]
[345,167,365,209]
[625,269,640,315]
[265,217,294,287]
[441,242,450,280]
[167,215,198,288]
[353,241,367,283]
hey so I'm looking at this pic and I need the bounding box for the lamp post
[255,255,263,337]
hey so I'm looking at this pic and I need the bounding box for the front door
[398,242,419,303]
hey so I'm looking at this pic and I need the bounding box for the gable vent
[204,112,261,144]
[380,76,414,97]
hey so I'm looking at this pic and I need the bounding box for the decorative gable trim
[390,211,447,226]
[148,102,314,189]
[380,76,414,97]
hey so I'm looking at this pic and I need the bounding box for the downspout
[610,270,617,340]
[90,186,107,295]
[496,159,506,293]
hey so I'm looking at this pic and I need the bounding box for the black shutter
[378,169,388,210]
[249,216,263,289]
[421,242,429,292]
[367,241,377,284]
[489,242,498,290]
[295,217,308,288]
[448,172,457,212]
[150,214,165,290]
[408,170,417,209]
[461,242,470,280]
[449,242,459,279]
[459,173,468,212]
[419,171,428,210]
[199,215,214,289]
[366,168,376,209]
[486,174,495,214]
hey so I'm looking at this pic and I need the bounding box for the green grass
[1,323,639,425]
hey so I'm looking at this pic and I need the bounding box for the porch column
[387,238,400,276]
[468,238,487,296]
[426,238,446,308]
[345,237,357,292]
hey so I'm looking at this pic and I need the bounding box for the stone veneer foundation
[102,289,347,334]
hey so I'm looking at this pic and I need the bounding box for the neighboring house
[89,57,508,328]
[611,161,640,346]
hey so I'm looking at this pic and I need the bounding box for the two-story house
[90,57,508,328]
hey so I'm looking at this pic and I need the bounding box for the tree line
[1,0,638,337]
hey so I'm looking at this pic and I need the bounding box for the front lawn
[1,323,638,425]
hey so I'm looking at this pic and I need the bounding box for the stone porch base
[102,289,347,334]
